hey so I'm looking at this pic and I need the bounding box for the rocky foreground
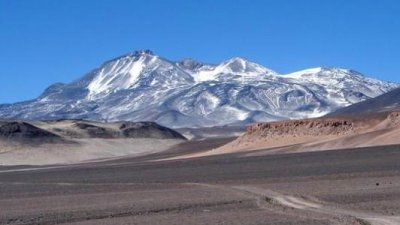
[0,139,399,225]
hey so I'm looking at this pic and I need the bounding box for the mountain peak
[177,58,205,70]
[129,49,155,57]
[219,57,277,76]
[226,57,248,63]
[222,57,249,68]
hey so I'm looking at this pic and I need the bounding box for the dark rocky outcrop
[119,122,186,140]
[73,122,118,138]
[0,121,62,143]
[0,119,186,143]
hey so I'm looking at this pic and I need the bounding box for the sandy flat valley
[0,137,399,225]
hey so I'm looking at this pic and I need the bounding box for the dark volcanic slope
[0,120,187,166]
[119,122,186,139]
[328,87,400,117]
[62,121,187,139]
[0,121,62,143]
[1,120,186,141]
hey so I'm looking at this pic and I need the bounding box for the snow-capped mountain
[0,50,398,128]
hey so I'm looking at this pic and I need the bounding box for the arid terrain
[2,1,400,224]
[0,120,185,165]
[0,114,399,225]
[0,139,399,225]
[167,112,400,160]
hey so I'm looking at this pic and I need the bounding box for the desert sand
[0,138,183,165]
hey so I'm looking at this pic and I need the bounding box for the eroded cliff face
[215,118,362,153]
[246,118,357,138]
[216,112,400,154]
[164,112,400,160]
[244,111,400,140]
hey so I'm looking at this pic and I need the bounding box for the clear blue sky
[1,0,399,103]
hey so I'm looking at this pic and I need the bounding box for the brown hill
[169,112,400,160]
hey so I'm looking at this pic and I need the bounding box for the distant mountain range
[329,87,400,117]
[0,50,398,128]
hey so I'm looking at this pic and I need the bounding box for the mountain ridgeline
[0,50,398,128]
[328,87,400,117]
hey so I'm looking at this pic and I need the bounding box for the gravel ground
[0,143,399,225]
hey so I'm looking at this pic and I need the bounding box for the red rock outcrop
[246,118,356,138]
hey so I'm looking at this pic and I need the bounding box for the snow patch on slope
[193,57,277,82]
